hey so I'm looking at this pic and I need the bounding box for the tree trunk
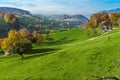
[4,51,10,56]
[18,53,24,58]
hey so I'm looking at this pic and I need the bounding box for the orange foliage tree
[109,13,120,26]
[18,28,31,39]
[4,13,19,29]
[1,38,11,51]
[1,28,44,56]
[87,12,109,28]
[1,29,31,55]
[1,30,18,52]
[8,30,18,45]
[32,31,43,43]
[0,38,4,48]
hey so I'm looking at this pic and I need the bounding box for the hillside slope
[0,18,11,37]
[36,29,89,47]
[0,13,67,37]
[0,29,120,80]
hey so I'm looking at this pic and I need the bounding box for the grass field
[0,28,120,80]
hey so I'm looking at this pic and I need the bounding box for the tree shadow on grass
[37,39,77,46]
[30,48,60,54]
[24,48,60,59]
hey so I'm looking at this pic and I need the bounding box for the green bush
[86,28,101,37]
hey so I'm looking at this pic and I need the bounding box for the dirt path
[61,30,119,47]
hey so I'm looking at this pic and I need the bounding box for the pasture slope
[0,28,120,80]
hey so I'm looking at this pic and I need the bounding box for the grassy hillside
[36,28,89,47]
[51,28,87,41]
[0,29,120,80]
[37,28,102,47]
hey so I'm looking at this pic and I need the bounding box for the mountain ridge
[0,7,31,15]
[100,8,120,13]
[35,14,88,27]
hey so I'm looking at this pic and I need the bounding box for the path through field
[61,29,118,47]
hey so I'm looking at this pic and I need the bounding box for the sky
[0,0,120,17]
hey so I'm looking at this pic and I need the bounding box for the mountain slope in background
[35,14,88,27]
[100,8,120,13]
[0,7,31,15]
[0,7,88,37]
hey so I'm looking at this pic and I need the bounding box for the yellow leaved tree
[32,31,43,43]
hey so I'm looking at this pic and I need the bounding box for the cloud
[0,0,120,17]
[19,5,93,16]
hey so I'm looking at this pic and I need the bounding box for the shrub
[45,35,54,41]
[47,37,54,41]
[29,36,37,43]
[86,28,101,37]
[50,30,55,33]
[60,36,68,41]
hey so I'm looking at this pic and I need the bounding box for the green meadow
[0,28,120,80]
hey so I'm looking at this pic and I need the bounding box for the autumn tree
[1,38,11,53]
[4,13,19,30]
[87,12,109,28]
[87,17,98,28]
[1,28,45,57]
[18,28,31,39]
[32,31,43,43]
[87,13,100,28]
[1,29,32,57]
[0,38,4,48]
[1,30,19,55]
[118,18,120,27]
[100,12,109,21]
[8,39,32,58]
[8,30,18,45]
[109,13,120,26]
